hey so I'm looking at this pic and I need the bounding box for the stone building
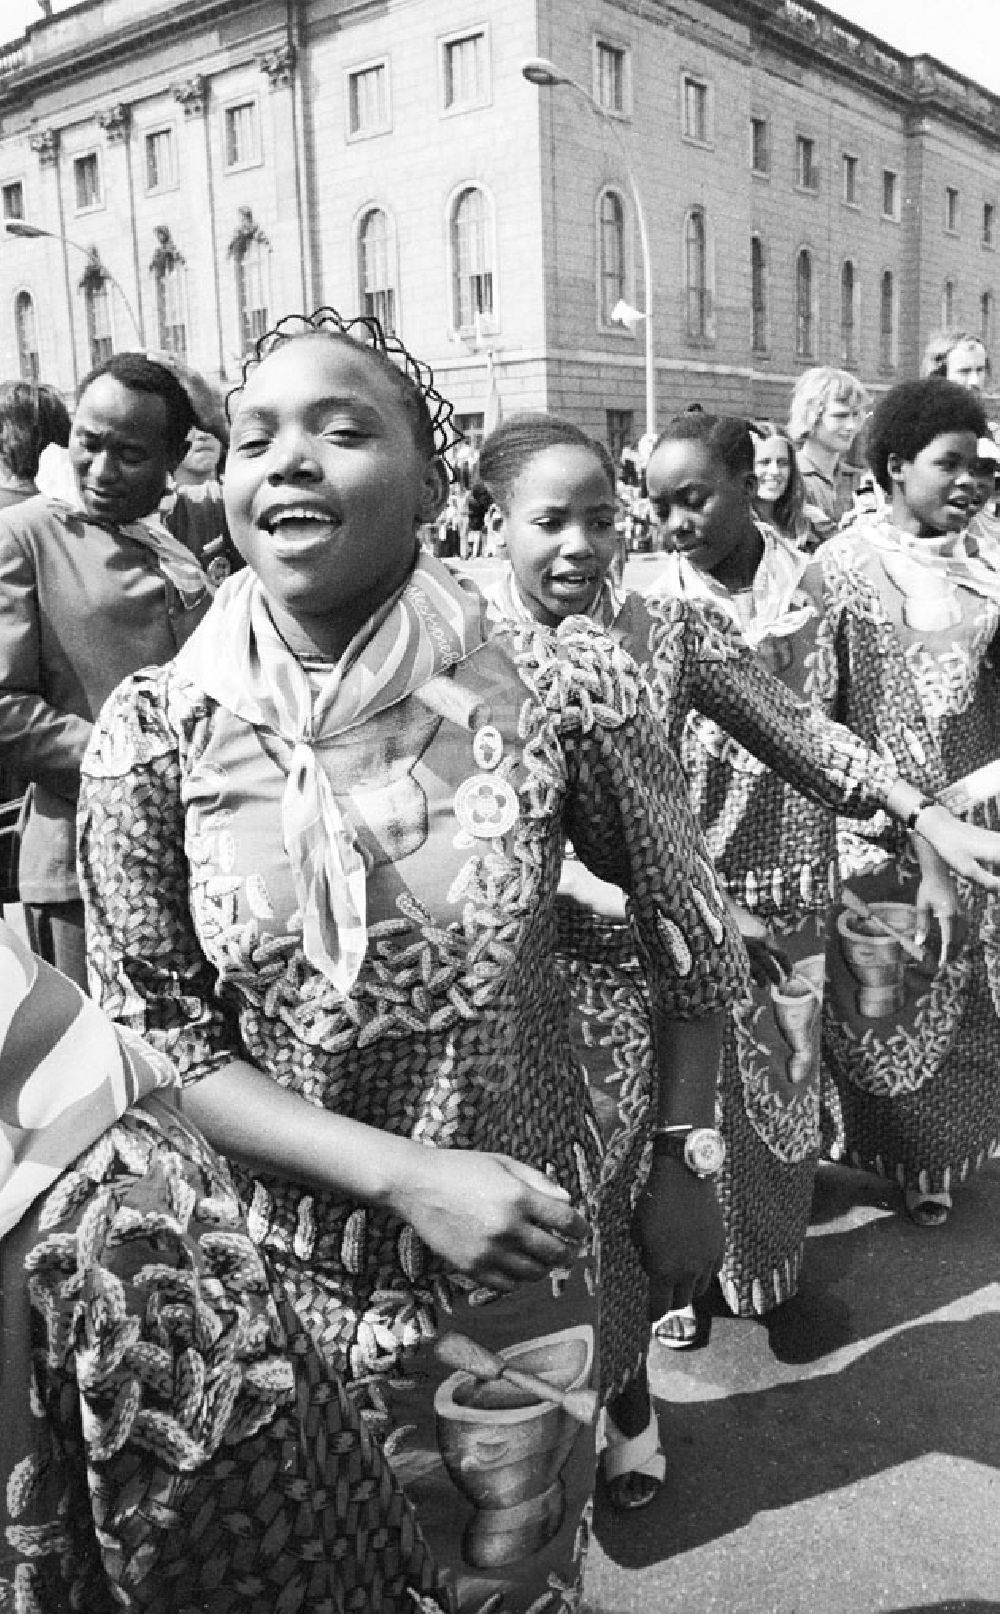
[1,0,999,449]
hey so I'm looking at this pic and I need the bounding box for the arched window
[14,291,40,381]
[451,186,494,334]
[685,208,709,339]
[235,236,269,353]
[154,258,187,359]
[751,235,767,353]
[840,260,857,367]
[942,278,956,328]
[795,248,813,358]
[880,270,896,370]
[358,207,397,333]
[598,188,626,326]
[85,280,113,367]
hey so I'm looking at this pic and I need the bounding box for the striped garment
[0,918,177,1239]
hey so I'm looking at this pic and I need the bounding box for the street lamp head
[4,221,49,240]
[521,57,569,88]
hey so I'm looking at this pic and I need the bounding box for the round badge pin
[453,773,519,840]
[472,724,503,771]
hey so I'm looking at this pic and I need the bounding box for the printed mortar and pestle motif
[769,952,825,1082]
[434,1326,596,1570]
[837,890,923,1019]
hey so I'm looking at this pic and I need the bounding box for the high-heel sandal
[602,1405,666,1511]
[651,1301,697,1349]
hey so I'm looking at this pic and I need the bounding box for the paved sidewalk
[584,1160,1000,1613]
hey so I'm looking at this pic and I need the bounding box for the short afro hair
[652,412,755,480]
[77,352,198,464]
[866,379,987,494]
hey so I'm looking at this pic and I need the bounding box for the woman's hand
[911,834,962,963]
[143,349,230,446]
[912,803,1000,895]
[724,897,791,987]
[391,1149,589,1292]
[633,1146,724,1316]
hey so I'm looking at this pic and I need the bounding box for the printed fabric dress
[819,519,1000,1199]
[488,554,928,1382]
[0,920,443,1614]
[653,531,945,1317]
[78,557,745,1614]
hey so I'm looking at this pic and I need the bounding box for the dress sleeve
[78,668,239,1079]
[514,619,748,1021]
[0,517,92,798]
[660,595,902,818]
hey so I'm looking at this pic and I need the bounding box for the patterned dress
[657,534,945,1317]
[79,606,744,1614]
[490,557,923,1383]
[0,920,443,1614]
[820,519,1000,1198]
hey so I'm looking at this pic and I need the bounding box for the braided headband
[227,307,463,466]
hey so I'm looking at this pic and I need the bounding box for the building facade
[1,0,999,448]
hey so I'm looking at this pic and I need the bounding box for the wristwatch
[654,1125,726,1179]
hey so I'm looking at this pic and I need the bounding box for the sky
[3,0,1000,94]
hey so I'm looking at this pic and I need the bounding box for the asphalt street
[583,1158,1000,1614]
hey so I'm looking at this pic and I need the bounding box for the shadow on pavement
[595,1308,1000,1566]
[594,1160,1000,1569]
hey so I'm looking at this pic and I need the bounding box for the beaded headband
[227,307,463,466]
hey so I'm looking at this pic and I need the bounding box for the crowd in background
[2,315,1000,1612]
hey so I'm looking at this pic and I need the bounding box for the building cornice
[606,0,1000,147]
[751,0,1000,145]
[0,0,285,110]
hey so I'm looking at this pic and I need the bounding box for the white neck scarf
[178,552,487,993]
[644,522,814,647]
[52,488,214,609]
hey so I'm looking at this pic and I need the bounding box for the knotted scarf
[177,551,488,993]
[644,521,815,647]
[0,920,177,1241]
[51,488,214,609]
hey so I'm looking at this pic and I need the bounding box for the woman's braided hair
[227,308,463,469]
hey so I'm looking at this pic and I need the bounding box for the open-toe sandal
[651,1302,697,1350]
[602,1406,666,1511]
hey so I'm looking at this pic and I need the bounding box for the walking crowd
[2,307,1000,1613]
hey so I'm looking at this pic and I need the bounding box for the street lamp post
[522,55,656,438]
[5,219,145,350]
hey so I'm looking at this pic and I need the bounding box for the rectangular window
[882,169,899,220]
[984,202,995,248]
[595,41,628,115]
[842,153,858,206]
[144,129,175,193]
[945,186,960,233]
[795,135,817,191]
[751,236,767,352]
[224,102,260,170]
[442,31,488,111]
[348,61,390,137]
[74,152,101,212]
[683,76,709,143]
[1,181,23,220]
[750,116,769,175]
[606,409,634,463]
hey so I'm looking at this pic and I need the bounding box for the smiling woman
[77,310,749,1611]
